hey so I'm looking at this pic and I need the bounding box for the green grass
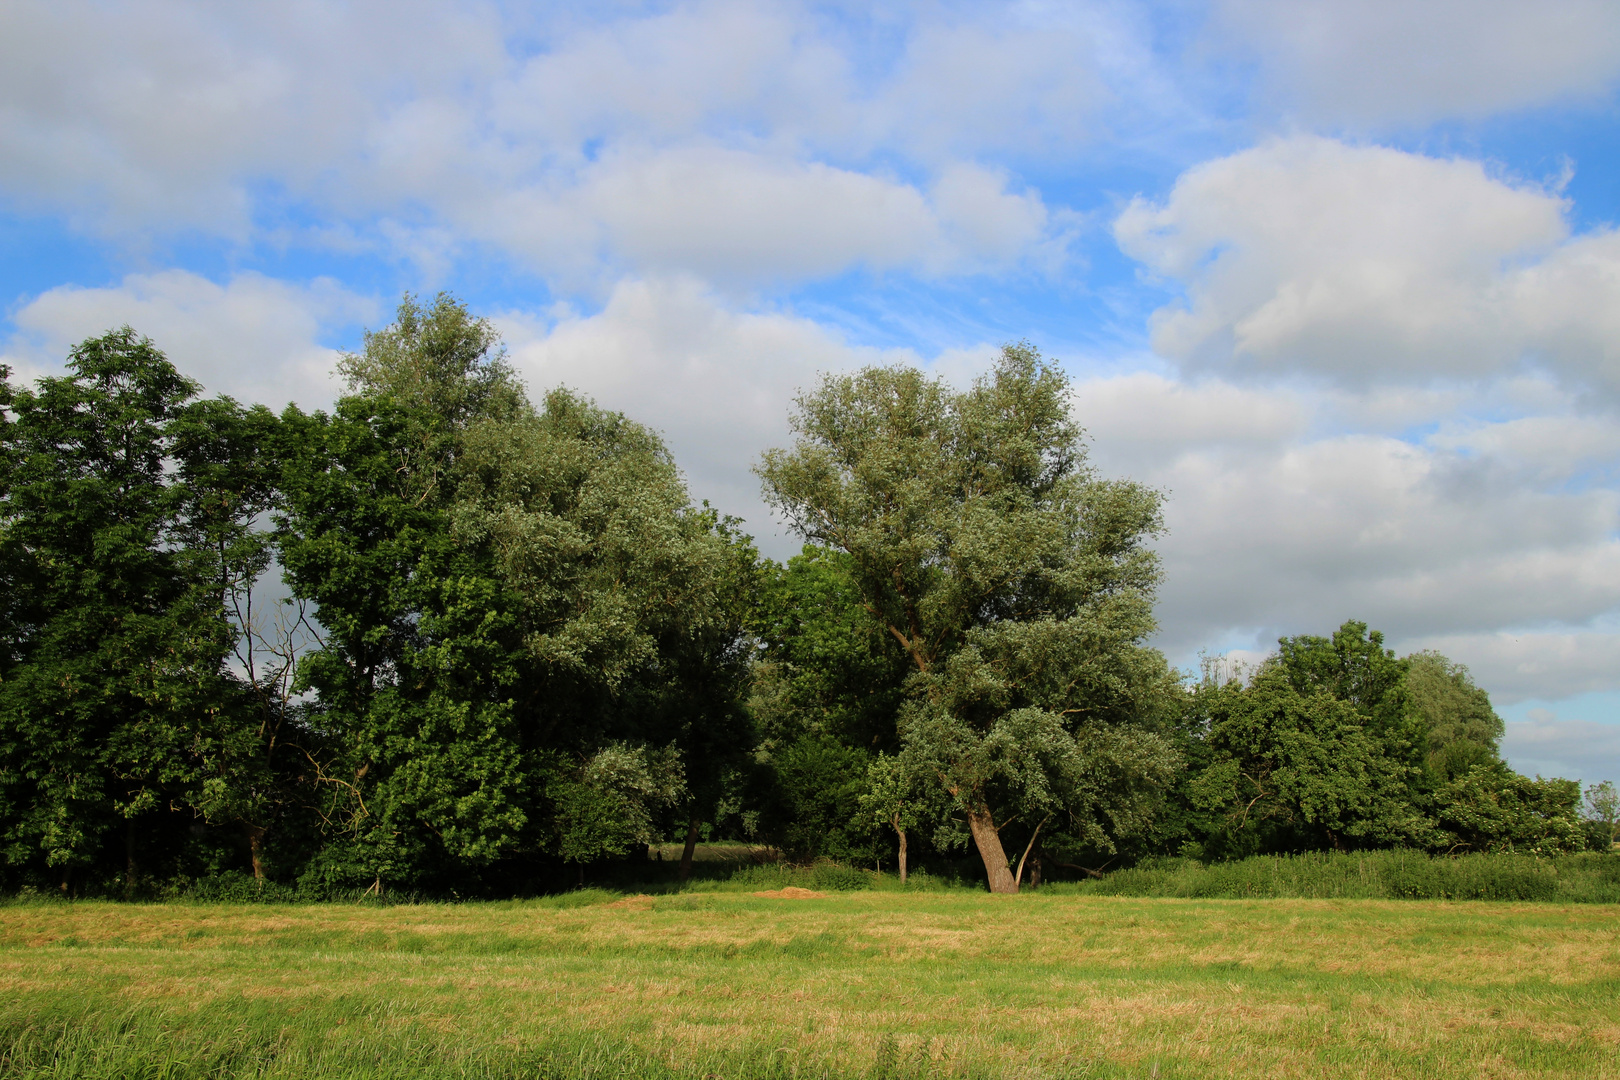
[2,889,1618,1079]
[1053,850,1620,903]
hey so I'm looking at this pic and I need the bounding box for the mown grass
[2,889,1617,1079]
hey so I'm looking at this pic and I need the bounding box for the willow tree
[758,345,1179,893]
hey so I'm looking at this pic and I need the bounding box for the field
[2,887,1618,1079]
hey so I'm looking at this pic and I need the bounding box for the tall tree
[758,345,1179,893]
[0,331,258,892]
[277,293,754,890]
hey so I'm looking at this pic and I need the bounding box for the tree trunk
[896,824,908,885]
[124,816,138,897]
[678,817,701,884]
[966,807,1018,894]
[1014,816,1048,891]
[244,823,266,881]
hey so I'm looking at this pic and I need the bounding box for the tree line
[0,294,1613,898]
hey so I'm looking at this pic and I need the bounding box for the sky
[3,0,1620,787]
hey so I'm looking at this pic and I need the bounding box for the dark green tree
[0,331,267,893]
[1274,621,1427,776]
[1186,667,1432,856]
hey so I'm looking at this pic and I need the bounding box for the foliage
[1585,780,1619,850]
[275,294,755,890]
[0,331,272,893]
[1406,651,1504,780]
[1431,763,1585,854]
[768,734,879,863]
[1184,666,1432,856]
[749,546,911,754]
[759,345,1180,891]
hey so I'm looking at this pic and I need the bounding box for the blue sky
[4,0,1620,785]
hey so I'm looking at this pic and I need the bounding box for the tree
[1185,667,1432,856]
[758,345,1179,893]
[552,743,684,884]
[1581,781,1618,851]
[750,546,912,755]
[278,293,753,891]
[1405,651,1504,781]
[0,331,263,892]
[856,753,927,882]
[1433,764,1584,854]
[1274,622,1427,776]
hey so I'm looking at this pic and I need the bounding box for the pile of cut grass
[2,891,1617,1078]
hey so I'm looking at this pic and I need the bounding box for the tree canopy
[758,345,1180,892]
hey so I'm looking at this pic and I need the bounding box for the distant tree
[1582,781,1618,851]
[1186,667,1432,856]
[758,345,1179,892]
[856,752,929,882]
[1404,651,1504,781]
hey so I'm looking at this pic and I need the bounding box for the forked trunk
[966,807,1018,894]
[678,817,701,884]
[896,822,908,885]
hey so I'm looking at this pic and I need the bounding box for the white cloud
[1213,0,1620,128]
[2,270,373,409]
[466,148,1055,287]
[1073,371,1620,703]
[0,0,1105,284]
[1115,137,1620,392]
[498,275,920,552]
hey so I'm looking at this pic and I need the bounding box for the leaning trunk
[966,807,1018,894]
[678,817,701,884]
[895,822,908,885]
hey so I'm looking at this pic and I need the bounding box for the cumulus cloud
[0,0,1105,283]
[1213,0,1620,127]
[1,270,373,409]
[1115,137,1620,392]
[1074,372,1620,701]
[468,149,1055,287]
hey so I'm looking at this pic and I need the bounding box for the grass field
[2,889,1617,1079]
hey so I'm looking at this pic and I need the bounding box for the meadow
[2,878,1618,1079]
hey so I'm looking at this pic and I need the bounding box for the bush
[184,871,299,904]
[1050,849,1619,903]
